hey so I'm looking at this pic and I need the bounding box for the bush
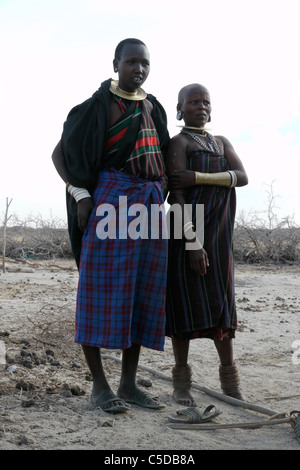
[0,213,72,261]
[233,182,300,264]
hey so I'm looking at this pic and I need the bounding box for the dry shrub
[1,186,300,265]
[0,212,72,260]
[233,218,300,264]
[27,303,76,352]
[233,183,300,264]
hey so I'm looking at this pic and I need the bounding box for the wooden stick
[168,417,294,431]
[264,394,300,401]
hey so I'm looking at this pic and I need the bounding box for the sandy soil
[0,259,299,451]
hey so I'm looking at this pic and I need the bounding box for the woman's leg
[118,343,141,394]
[118,343,163,407]
[213,337,234,366]
[82,345,129,410]
[171,336,197,407]
[214,337,244,400]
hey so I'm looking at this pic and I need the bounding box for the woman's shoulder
[170,132,188,145]
[213,134,229,145]
[145,98,153,112]
[167,133,189,154]
[211,134,226,153]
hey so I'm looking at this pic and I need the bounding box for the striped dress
[75,97,168,351]
[166,143,237,340]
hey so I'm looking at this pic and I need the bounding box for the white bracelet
[67,183,91,203]
[228,171,237,188]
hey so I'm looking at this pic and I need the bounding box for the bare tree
[2,197,13,272]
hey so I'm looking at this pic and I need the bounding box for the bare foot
[172,389,197,407]
[117,386,165,409]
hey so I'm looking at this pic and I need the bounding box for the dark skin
[167,84,248,406]
[52,43,161,411]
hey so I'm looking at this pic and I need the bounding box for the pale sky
[1,0,300,226]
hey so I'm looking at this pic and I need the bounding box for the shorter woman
[166,83,248,406]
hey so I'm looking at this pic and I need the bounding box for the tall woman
[52,39,169,413]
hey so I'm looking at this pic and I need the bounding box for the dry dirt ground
[0,259,300,452]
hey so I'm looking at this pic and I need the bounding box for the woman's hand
[168,170,195,189]
[188,247,209,275]
[77,198,94,233]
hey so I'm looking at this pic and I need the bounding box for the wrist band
[195,170,237,187]
[183,221,194,233]
[66,183,91,203]
[183,222,195,239]
[228,170,237,188]
[185,237,203,251]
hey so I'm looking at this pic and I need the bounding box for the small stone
[137,378,152,388]
[16,380,35,391]
[70,386,85,396]
[6,365,17,374]
[21,399,35,408]
[50,360,60,366]
[0,331,9,337]
[21,359,33,369]
[71,361,81,369]
[17,435,31,446]
[21,350,32,358]
[45,349,55,357]
[101,418,115,427]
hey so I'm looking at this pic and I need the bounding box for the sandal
[168,405,222,424]
[117,388,165,409]
[90,389,130,413]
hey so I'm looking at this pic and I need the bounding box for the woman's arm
[51,140,94,232]
[218,135,248,186]
[168,135,248,190]
[166,135,209,275]
[51,140,68,183]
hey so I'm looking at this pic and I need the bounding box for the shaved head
[178,83,209,106]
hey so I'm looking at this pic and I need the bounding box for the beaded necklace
[181,129,221,153]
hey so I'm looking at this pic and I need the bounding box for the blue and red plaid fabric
[75,168,168,351]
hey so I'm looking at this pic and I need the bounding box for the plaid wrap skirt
[75,168,168,351]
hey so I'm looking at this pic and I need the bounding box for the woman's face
[114,43,150,92]
[180,86,211,127]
